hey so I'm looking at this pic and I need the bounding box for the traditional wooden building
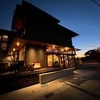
[0,0,79,74]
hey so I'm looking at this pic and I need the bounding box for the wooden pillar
[72,55,77,70]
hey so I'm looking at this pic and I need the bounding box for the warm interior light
[11,52,13,55]
[24,46,25,51]
[53,45,55,49]
[61,48,63,51]
[16,42,20,46]
[34,62,41,69]
[2,35,8,41]
[46,47,49,51]
[13,48,15,51]
[65,47,68,50]
[46,47,52,52]
[4,35,8,38]
[47,49,49,51]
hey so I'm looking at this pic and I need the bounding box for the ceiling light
[53,45,55,49]
[16,42,20,46]
[65,47,68,50]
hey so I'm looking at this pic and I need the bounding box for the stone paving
[0,62,100,100]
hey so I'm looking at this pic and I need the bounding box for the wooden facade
[0,0,79,75]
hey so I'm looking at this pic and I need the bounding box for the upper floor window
[2,35,8,41]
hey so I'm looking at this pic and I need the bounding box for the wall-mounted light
[16,42,20,46]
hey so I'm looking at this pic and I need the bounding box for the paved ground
[0,62,100,100]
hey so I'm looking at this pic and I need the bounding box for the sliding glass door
[47,54,60,67]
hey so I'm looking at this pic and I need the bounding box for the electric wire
[67,0,100,36]
[93,0,100,7]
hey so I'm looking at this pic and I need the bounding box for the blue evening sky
[0,0,100,57]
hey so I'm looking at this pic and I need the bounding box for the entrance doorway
[47,54,75,69]
[60,55,69,68]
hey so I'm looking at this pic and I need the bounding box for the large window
[46,46,76,69]
[47,54,59,67]
[47,55,53,67]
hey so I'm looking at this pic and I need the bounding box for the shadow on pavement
[88,73,100,81]
[77,65,99,70]
[65,82,100,100]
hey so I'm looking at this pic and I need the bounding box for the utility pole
[93,0,100,7]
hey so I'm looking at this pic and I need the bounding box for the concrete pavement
[0,63,100,100]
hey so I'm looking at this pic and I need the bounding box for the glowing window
[2,35,8,41]
[47,55,53,67]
